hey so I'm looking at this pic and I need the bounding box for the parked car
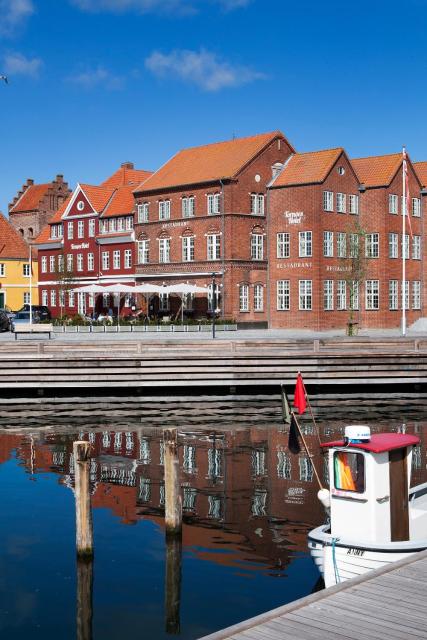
[18,304,51,321]
[0,309,11,332]
[11,311,40,332]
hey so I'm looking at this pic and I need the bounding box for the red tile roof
[34,195,72,245]
[271,148,344,187]
[351,153,402,187]
[413,162,427,187]
[101,166,153,189]
[0,213,30,259]
[136,131,292,192]
[10,183,51,213]
[101,185,136,217]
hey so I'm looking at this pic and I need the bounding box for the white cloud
[3,51,42,76]
[145,48,264,92]
[67,66,125,90]
[0,0,35,35]
[70,0,251,13]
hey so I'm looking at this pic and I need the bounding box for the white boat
[308,426,427,588]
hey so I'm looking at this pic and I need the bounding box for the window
[412,198,421,217]
[51,224,62,239]
[182,196,195,218]
[125,216,133,230]
[109,218,117,233]
[389,194,398,214]
[251,234,264,260]
[67,221,74,239]
[159,200,170,220]
[182,236,194,262]
[349,194,359,215]
[88,219,95,237]
[337,280,346,310]
[366,280,379,310]
[336,193,346,213]
[324,280,334,310]
[58,255,64,273]
[23,263,30,277]
[207,234,220,260]
[138,240,149,264]
[412,235,421,260]
[113,250,120,269]
[299,280,312,310]
[207,193,221,215]
[251,194,265,215]
[59,290,65,307]
[138,203,149,223]
[239,284,249,312]
[334,451,365,493]
[277,280,290,310]
[77,220,84,238]
[366,233,379,258]
[87,253,94,271]
[323,190,333,212]
[389,280,398,310]
[77,254,83,272]
[50,289,57,307]
[0,263,5,276]
[389,233,399,258]
[159,238,170,263]
[49,256,55,273]
[277,232,290,258]
[102,251,110,270]
[412,281,421,309]
[69,291,75,307]
[299,456,314,482]
[117,217,124,231]
[159,292,169,311]
[42,290,48,306]
[299,231,312,257]
[323,231,333,257]
[254,284,263,311]
[99,220,108,234]
[67,254,73,272]
[124,249,132,268]
[349,234,359,258]
[277,450,291,479]
[337,232,346,258]
[41,256,47,273]
[349,281,359,310]
[402,234,410,259]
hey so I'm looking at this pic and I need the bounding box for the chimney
[271,162,283,179]
[56,174,64,182]
[121,162,134,170]
[26,178,34,186]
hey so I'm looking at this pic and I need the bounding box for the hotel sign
[71,243,89,250]
[284,211,304,224]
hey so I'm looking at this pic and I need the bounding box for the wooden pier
[200,549,427,640]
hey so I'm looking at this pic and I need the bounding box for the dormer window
[125,216,133,230]
[100,220,108,234]
[109,218,117,232]
[117,217,124,231]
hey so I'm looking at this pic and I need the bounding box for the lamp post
[211,273,216,339]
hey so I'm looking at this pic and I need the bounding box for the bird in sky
[0,75,9,84]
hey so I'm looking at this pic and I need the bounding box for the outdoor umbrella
[102,284,136,328]
[162,282,207,322]
[72,284,106,293]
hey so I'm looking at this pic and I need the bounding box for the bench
[14,323,53,340]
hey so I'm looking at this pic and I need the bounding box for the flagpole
[402,147,406,336]
[301,375,322,446]
[29,244,33,325]
[291,411,323,490]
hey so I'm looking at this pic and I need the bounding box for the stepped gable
[0,212,29,259]
[270,148,346,187]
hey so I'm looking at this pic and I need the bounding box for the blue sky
[1,0,427,213]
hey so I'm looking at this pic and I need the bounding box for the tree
[341,221,368,335]
[53,251,77,321]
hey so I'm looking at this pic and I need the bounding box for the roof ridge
[293,147,344,156]
[178,130,281,153]
[352,152,402,161]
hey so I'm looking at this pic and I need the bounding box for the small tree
[53,252,77,322]
[342,221,368,335]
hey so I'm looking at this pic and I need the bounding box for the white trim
[136,271,223,279]
[1,283,39,288]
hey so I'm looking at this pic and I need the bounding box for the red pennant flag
[293,372,306,414]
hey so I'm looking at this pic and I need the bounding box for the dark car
[0,309,11,332]
[10,311,42,332]
[19,304,51,321]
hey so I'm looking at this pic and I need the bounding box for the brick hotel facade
[35,132,427,329]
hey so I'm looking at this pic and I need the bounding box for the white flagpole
[402,147,406,336]
[29,244,33,325]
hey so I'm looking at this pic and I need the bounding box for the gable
[65,189,95,217]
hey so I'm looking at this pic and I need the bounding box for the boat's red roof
[321,433,420,453]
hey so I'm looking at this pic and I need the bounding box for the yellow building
[0,213,38,311]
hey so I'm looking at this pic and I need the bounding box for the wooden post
[163,428,182,536]
[165,535,182,635]
[76,557,93,640]
[73,441,94,558]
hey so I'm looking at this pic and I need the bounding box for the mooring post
[76,557,93,640]
[73,441,94,558]
[165,534,182,635]
[163,428,182,536]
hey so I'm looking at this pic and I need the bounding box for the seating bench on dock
[14,323,53,340]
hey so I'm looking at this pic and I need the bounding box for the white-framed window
[337,232,346,258]
[277,280,290,310]
[88,218,95,237]
[182,196,195,218]
[389,280,398,310]
[349,233,359,258]
[324,280,334,310]
[207,193,221,215]
[251,194,265,215]
[277,232,290,258]
[182,236,195,262]
[239,284,249,312]
[337,280,346,310]
[113,250,120,269]
[277,450,291,479]
[87,253,94,271]
[159,292,169,311]
[402,234,410,259]
[99,220,108,234]
[412,198,421,217]
[0,263,5,276]
[366,233,379,258]
[76,254,83,272]
[323,190,334,212]
[69,291,75,307]
[299,456,314,482]
[389,233,399,258]
[58,255,64,273]
[323,231,333,257]
[117,217,124,232]
[124,249,132,268]
[349,194,359,215]
[389,194,398,214]
[109,218,117,233]
[138,203,149,223]
[77,220,84,238]
[412,281,421,309]
[251,234,264,260]
[102,251,110,270]
[207,234,220,260]
[336,193,346,213]
[412,235,421,260]
[59,289,65,308]
[49,255,55,273]
[402,280,410,310]
[254,284,264,311]
[366,280,379,310]
[299,231,312,257]
[41,256,47,273]
[349,281,359,310]
[299,280,312,310]
[159,238,170,263]
[125,216,133,230]
[67,254,73,272]
[50,289,57,307]
[159,200,171,220]
[138,240,149,264]
[42,290,48,306]
[23,263,30,277]
[67,221,74,239]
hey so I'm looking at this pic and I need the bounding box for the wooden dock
[200,549,427,640]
